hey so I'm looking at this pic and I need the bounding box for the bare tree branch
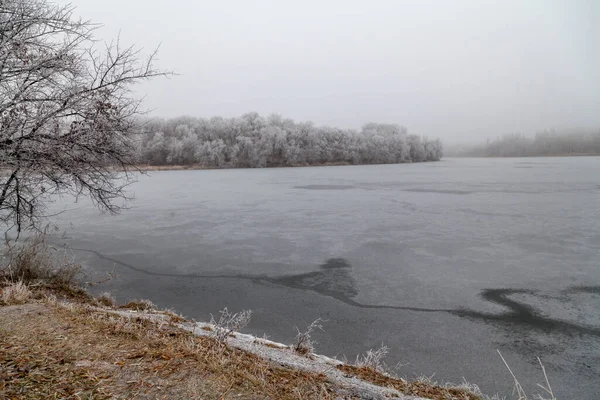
[0,0,170,235]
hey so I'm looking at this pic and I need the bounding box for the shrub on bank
[1,234,81,286]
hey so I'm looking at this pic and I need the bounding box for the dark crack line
[73,247,600,337]
[72,247,455,314]
[454,288,600,337]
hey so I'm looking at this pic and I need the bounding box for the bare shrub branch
[293,317,325,355]
[209,307,252,343]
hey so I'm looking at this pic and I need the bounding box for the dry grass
[497,350,556,400]
[337,364,482,400]
[0,289,510,400]
[354,344,389,373]
[0,281,32,305]
[0,301,336,399]
[0,235,97,308]
[1,234,81,286]
[96,291,117,307]
[119,298,156,311]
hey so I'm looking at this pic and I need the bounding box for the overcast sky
[65,0,599,142]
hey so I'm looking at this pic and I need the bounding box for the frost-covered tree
[195,139,227,167]
[0,0,167,233]
[134,114,444,167]
[407,135,426,162]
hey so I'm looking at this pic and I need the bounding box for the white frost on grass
[108,307,429,400]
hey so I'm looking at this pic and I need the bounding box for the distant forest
[133,113,443,168]
[453,129,600,157]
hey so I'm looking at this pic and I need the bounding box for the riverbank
[134,161,354,171]
[446,153,599,158]
[0,282,485,400]
[130,159,444,172]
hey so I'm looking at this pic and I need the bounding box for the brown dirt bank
[0,283,484,400]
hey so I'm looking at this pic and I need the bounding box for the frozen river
[50,157,600,398]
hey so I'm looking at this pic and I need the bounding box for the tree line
[133,113,443,168]
[1,0,442,234]
[454,129,600,157]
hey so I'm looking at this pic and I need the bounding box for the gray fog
[64,0,600,143]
